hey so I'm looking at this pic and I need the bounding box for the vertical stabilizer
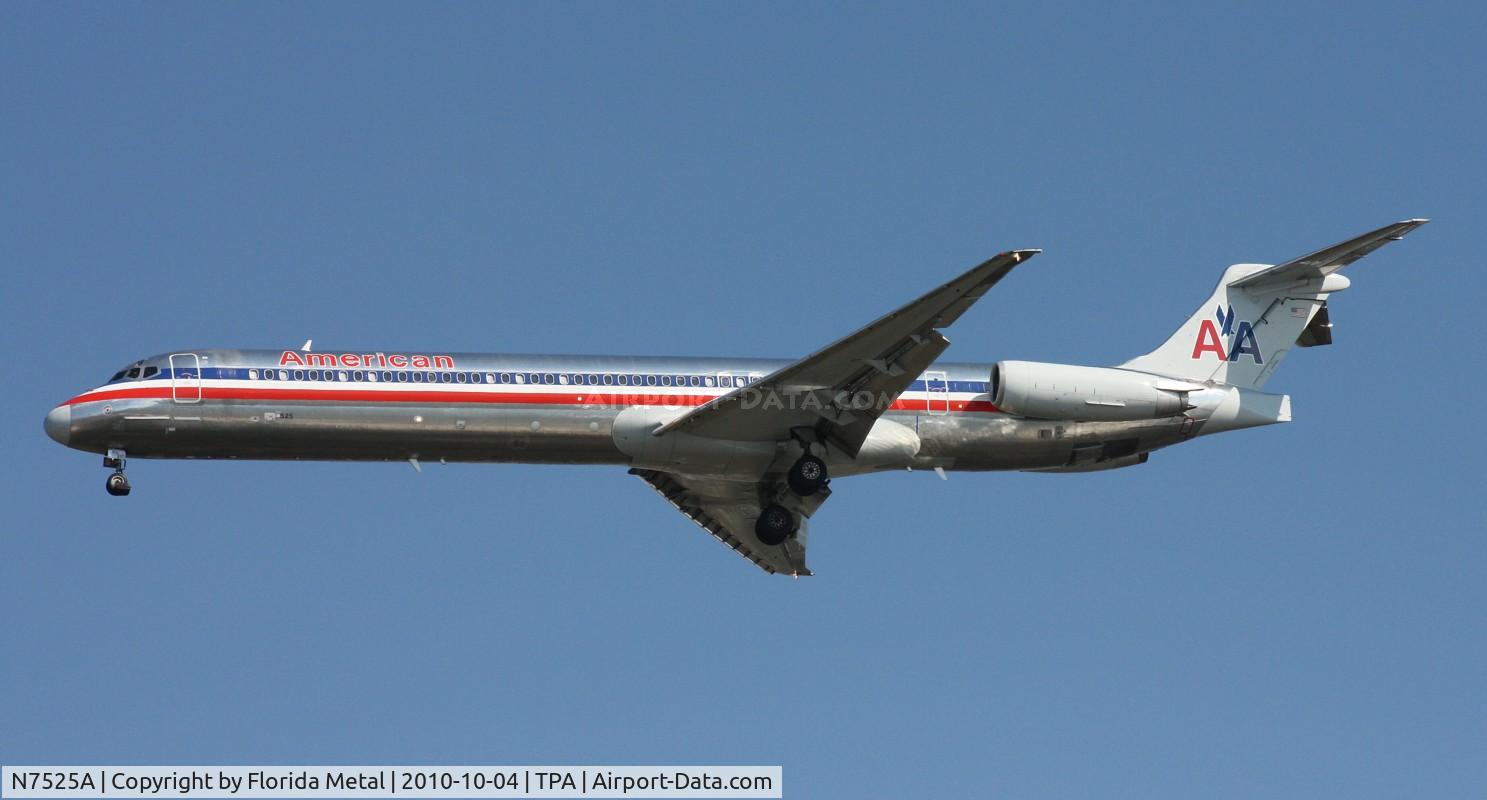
[1120,220,1426,389]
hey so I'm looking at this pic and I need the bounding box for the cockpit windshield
[107,362,157,383]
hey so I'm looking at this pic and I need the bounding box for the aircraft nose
[44,404,71,446]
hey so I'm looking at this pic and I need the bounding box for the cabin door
[169,353,202,403]
[924,371,950,415]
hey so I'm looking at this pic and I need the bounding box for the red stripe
[66,386,1002,414]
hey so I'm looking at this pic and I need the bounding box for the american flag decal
[1290,306,1307,318]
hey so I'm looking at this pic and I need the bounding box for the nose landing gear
[103,449,131,496]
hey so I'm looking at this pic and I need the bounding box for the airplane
[44,219,1427,575]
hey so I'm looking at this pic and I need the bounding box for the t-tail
[1122,219,1428,390]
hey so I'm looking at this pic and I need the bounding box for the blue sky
[3,3,1484,797]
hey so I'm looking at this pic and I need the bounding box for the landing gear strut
[755,503,796,546]
[104,449,131,496]
[787,453,828,497]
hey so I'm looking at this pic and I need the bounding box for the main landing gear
[104,449,131,496]
[787,453,828,497]
[755,503,796,546]
[755,437,829,545]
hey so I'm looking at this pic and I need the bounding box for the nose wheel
[103,448,131,496]
[106,472,131,496]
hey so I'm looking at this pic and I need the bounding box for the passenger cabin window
[248,369,259,380]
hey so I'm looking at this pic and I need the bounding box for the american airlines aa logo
[1191,304,1263,364]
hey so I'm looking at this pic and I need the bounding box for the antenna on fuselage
[300,339,313,352]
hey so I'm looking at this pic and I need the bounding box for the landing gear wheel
[755,503,796,546]
[787,454,828,496]
[105,472,131,497]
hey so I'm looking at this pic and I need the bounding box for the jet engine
[991,361,1196,421]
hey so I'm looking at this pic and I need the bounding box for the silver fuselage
[45,348,1241,476]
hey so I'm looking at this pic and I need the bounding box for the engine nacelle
[991,361,1194,421]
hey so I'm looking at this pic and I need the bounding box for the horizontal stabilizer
[1230,219,1427,290]
[1122,219,1426,389]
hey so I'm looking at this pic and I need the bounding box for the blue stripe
[115,368,990,395]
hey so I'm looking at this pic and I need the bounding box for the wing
[1230,219,1428,290]
[631,468,828,576]
[654,249,1039,456]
